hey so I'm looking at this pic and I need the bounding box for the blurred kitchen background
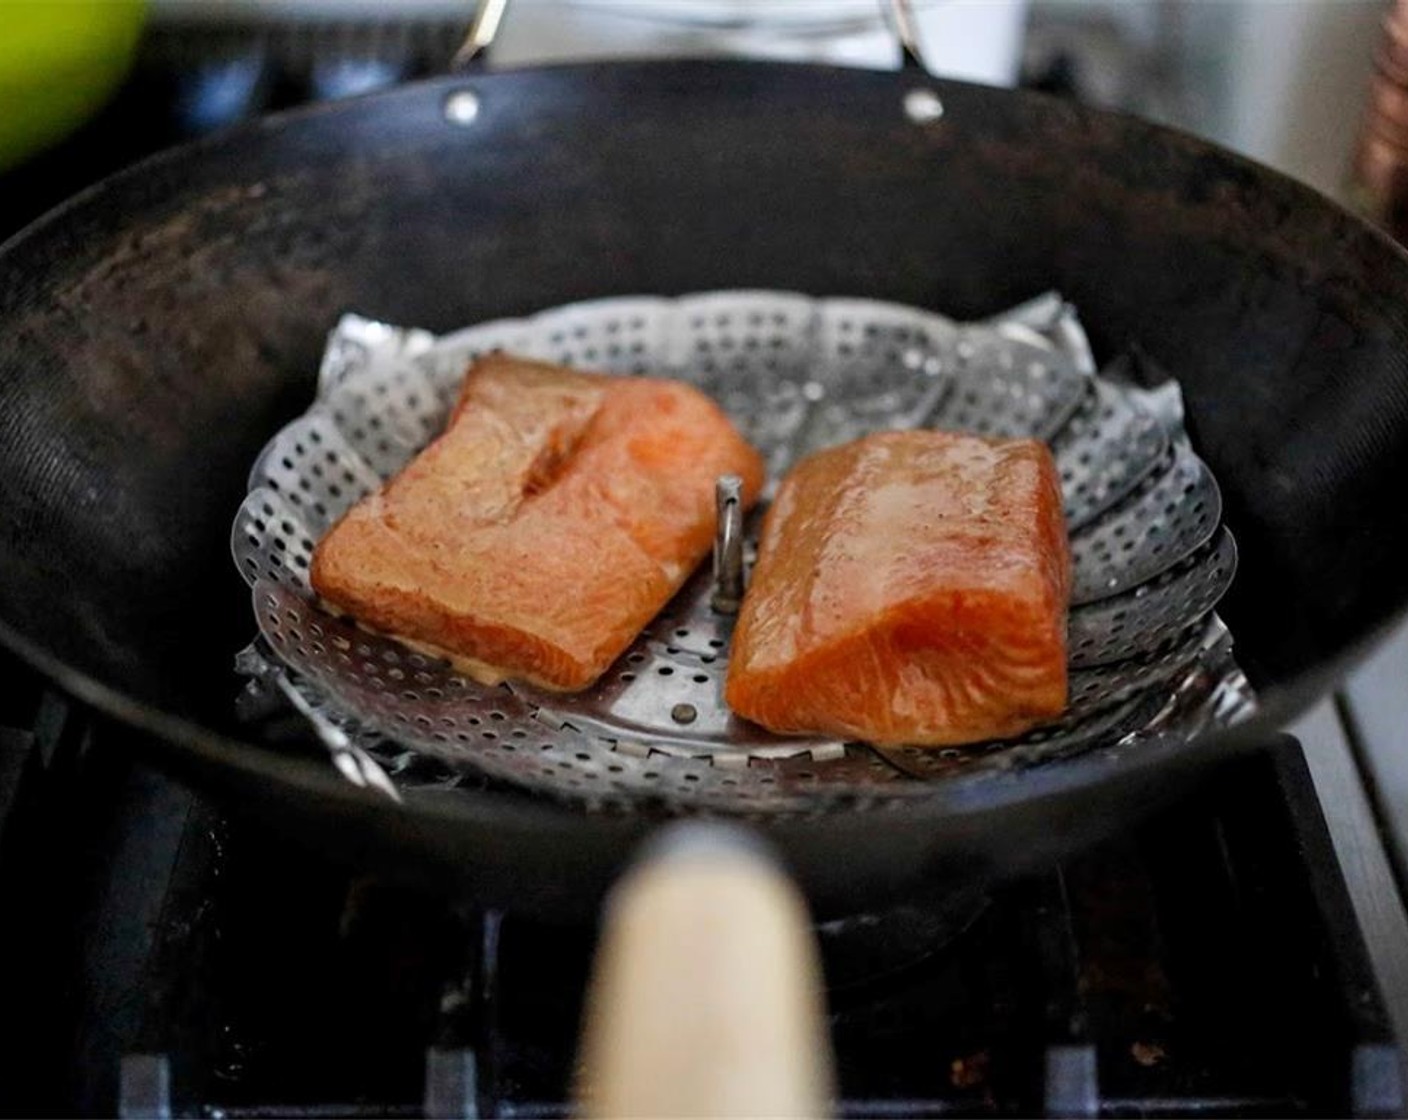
[0,0,1395,240]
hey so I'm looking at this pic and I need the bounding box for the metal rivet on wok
[443,89,481,125]
[671,703,698,725]
[904,88,944,123]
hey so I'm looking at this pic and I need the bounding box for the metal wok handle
[886,0,931,72]
[450,0,932,72]
[576,823,834,1117]
[452,0,510,68]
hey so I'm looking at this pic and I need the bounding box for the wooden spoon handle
[577,824,834,1118]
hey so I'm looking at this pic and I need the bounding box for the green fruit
[0,0,147,171]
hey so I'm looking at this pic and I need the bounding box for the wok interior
[3,62,1408,738]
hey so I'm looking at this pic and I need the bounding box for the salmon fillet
[725,430,1070,746]
[310,354,766,691]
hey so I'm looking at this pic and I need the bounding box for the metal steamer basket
[231,290,1252,813]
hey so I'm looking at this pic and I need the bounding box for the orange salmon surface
[725,430,1070,746]
[311,354,766,691]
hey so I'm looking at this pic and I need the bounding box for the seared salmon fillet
[310,354,766,691]
[725,430,1069,746]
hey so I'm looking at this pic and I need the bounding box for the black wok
[2,60,1407,918]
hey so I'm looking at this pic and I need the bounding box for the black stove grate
[0,670,1399,1118]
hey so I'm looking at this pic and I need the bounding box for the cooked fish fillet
[725,430,1070,746]
[310,354,766,691]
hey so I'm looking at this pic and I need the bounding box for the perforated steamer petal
[231,291,1253,812]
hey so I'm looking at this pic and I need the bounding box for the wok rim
[1,58,1405,848]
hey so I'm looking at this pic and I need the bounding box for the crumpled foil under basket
[231,291,1256,814]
